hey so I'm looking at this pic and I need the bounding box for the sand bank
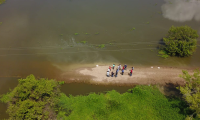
[77,65,195,85]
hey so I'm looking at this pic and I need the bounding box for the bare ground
[76,65,194,86]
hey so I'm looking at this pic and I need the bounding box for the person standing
[107,71,110,77]
[130,69,133,76]
[109,66,111,71]
[132,67,134,70]
[124,64,127,70]
[115,69,118,77]
[119,64,121,70]
[113,64,115,70]
[111,71,114,77]
[122,69,124,75]
[123,66,125,70]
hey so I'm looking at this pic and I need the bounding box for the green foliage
[80,41,87,44]
[60,34,63,36]
[158,50,169,58]
[74,33,79,35]
[177,70,200,119]
[58,81,65,85]
[146,22,150,24]
[160,26,199,57]
[57,85,189,120]
[0,22,2,25]
[0,74,60,120]
[0,0,5,5]
[98,44,105,48]
[95,32,99,35]
[85,33,89,35]
[131,27,135,31]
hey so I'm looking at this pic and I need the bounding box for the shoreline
[74,65,197,86]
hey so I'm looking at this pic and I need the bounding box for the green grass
[0,22,2,25]
[131,27,136,31]
[95,32,99,35]
[98,44,105,48]
[81,41,87,44]
[85,33,89,35]
[146,22,150,24]
[56,86,189,120]
[60,34,63,36]
[58,81,65,85]
[158,50,169,58]
[74,33,79,35]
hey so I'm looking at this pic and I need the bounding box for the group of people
[106,64,134,77]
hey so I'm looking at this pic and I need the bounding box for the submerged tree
[0,74,61,120]
[177,70,200,119]
[159,26,199,57]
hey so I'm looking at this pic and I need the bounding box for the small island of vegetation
[158,26,199,58]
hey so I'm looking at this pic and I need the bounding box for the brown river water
[0,0,200,118]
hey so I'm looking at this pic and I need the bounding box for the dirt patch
[76,65,195,86]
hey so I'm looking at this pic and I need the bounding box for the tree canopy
[177,70,200,119]
[0,74,61,120]
[0,0,6,5]
[159,26,199,57]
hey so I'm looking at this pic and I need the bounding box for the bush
[0,74,61,120]
[0,0,6,5]
[160,26,199,57]
[56,85,190,120]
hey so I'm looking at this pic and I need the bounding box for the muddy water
[0,0,200,118]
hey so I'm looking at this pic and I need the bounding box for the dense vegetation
[56,86,192,120]
[159,26,199,58]
[0,0,5,5]
[0,75,60,120]
[177,70,200,119]
[1,71,200,120]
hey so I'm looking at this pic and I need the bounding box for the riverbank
[76,65,196,85]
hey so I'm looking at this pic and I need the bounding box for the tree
[0,74,61,120]
[159,26,199,57]
[177,70,200,120]
[0,0,6,5]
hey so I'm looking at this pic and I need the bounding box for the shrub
[56,85,189,120]
[0,74,61,120]
[160,26,199,57]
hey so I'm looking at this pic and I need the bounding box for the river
[0,0,200,118]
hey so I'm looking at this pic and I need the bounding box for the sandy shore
[77,65,195,85]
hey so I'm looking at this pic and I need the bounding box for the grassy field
[57,85,192,120]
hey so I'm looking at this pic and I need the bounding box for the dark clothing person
[111,72,114,77]
[122,69,124,75]
[115,72,118,77]
[124,64,127,70]
[115,70,118,77]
